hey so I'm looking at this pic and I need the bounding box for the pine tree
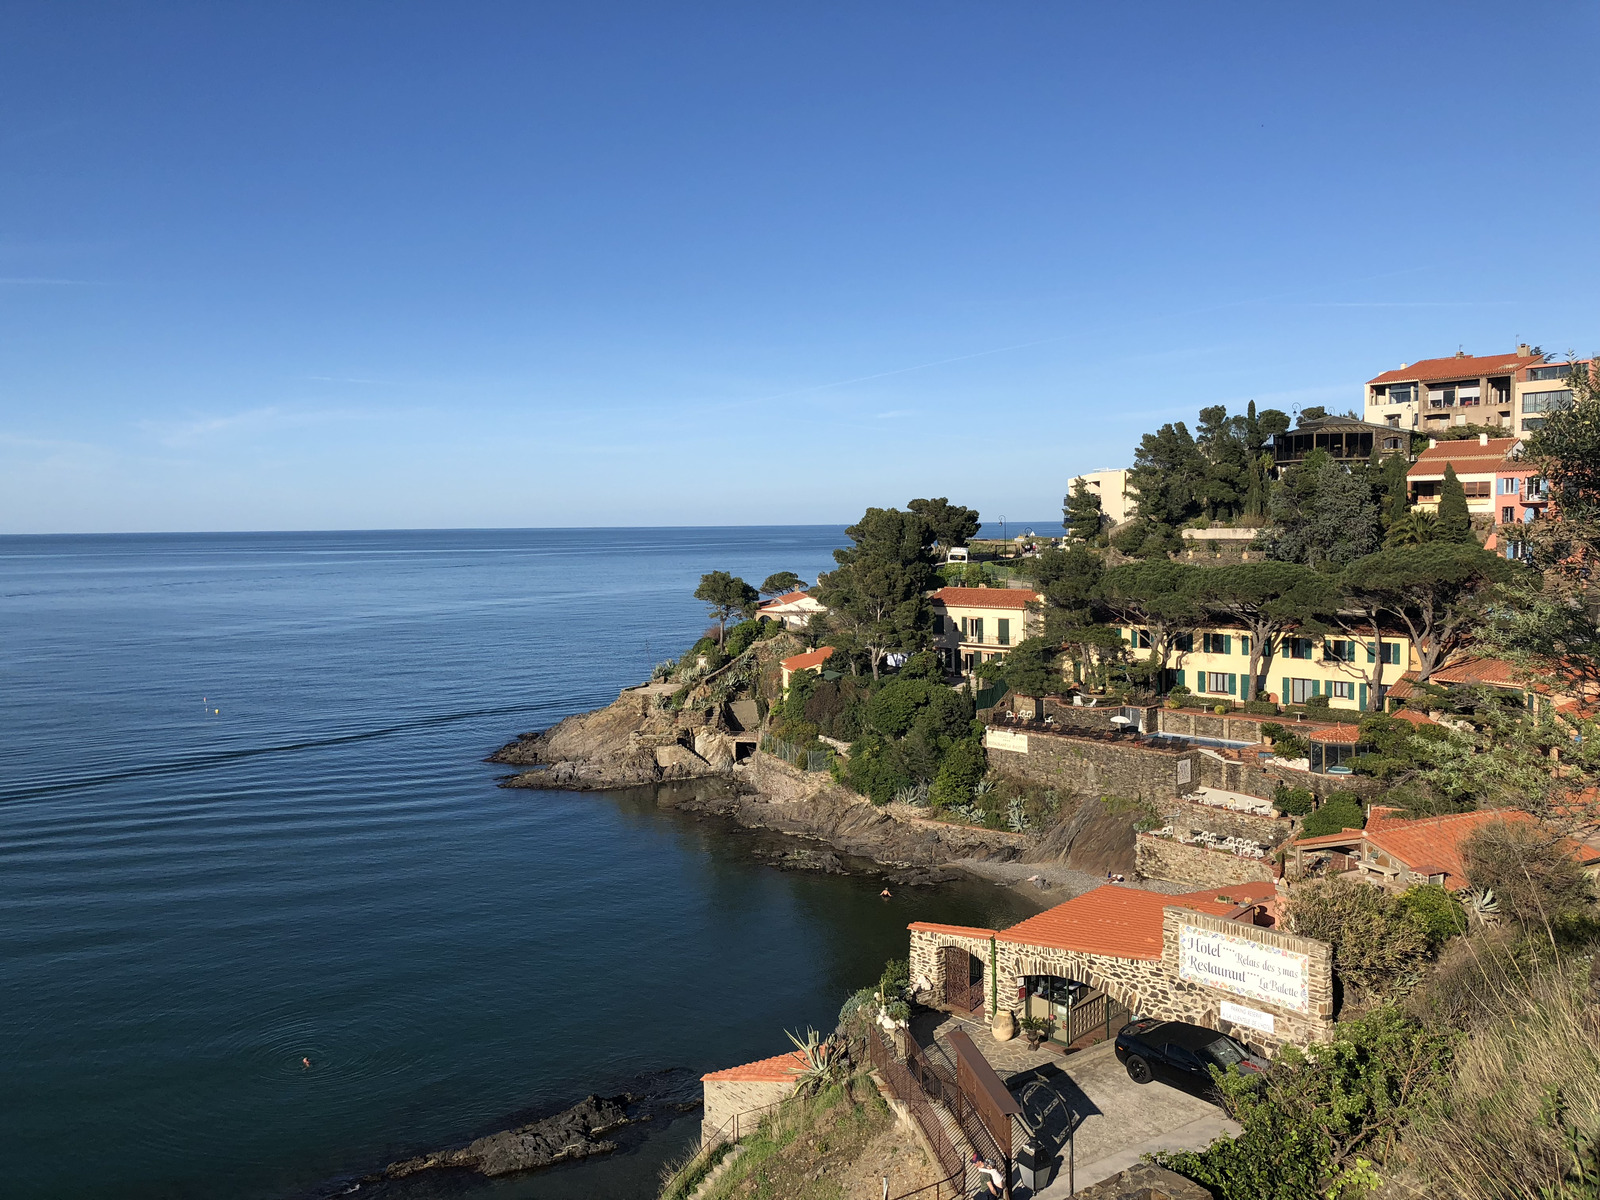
[1063,478,1104,540]
[1437,465,1472,543]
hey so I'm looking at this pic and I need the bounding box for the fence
[869,1026,967,1186]
[1063,990,1133,1049]
[658,1098,786,1200]
[760,735,832,772]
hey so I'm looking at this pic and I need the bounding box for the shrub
[722,619,766,658]
[1273,784,1315,817]
[1300,794,1364,838]
[1461,817,1596,933]
[1244,699,1280,715]
[1288,879,1431,1000]
[1159,1006,1454,1200]
[1304,693,1331,712]
[1260,722,1311,762]
[929,738,986,810]
[1397,884,1468,951]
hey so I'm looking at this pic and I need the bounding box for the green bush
[1300,794,1365,838]
[1260,722,1311,762]
[1397,884,1468,951]
[1244,699,1280,715]
[929,738,986,809]
[1273,784,1314,817]
[1288,878,1431,999]
[722,619,767,658]
[1304,693,1331,712]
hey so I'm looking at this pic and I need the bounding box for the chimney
[1518,343,1531,356]
[1428,438,1438,449]
[1479,432,1489,446]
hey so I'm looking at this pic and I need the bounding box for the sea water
[0,529,1032,1200]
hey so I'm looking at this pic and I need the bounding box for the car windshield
[1203,1036,1245,1067]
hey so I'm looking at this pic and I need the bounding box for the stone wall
[1135,834,1275,889]
[1156,797,1289,845]
[912,906,1335,1054]
[701,1076,797,1147]
[907,925,996,1006]
[983,728,1202,804]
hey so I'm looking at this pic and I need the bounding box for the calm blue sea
[0,529,1032,1200]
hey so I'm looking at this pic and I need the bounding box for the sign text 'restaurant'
[1178,924,1309,1013]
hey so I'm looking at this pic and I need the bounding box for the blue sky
[2,2,1597,533]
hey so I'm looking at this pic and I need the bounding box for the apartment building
[929,586,1042,676]
[1123,623,1417,713]
[1069,468,1134,527]
[1515,359,1588,435]
[1365,347,1544,433]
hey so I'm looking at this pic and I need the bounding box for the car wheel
[1126,1055,1153,1084]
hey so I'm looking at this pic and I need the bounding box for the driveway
[1008,1040,1238,1198]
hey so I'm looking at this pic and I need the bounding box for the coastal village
[498,343,1600,1200]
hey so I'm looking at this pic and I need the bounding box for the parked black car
[1113,1019,1264,1093]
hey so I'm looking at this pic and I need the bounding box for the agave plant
[785,1026,847,1095]
[1470,887,1501,925]
[973,777,995,798]
[1007,796,1030,833]
[891,782,931,807]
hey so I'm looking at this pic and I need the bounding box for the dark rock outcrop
[382,1094,631,1179]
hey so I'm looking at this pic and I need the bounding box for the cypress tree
[1437,464,1472,543]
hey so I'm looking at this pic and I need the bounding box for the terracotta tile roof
[701,1050,808,1083]
[781,646,835,672]
[1307,724,1361,744]
[1295,809,1600,888]
[995,882,1275,962]
[1369,352,1542,386]
[759,590,818,610]
[907,921,999,940]
[929,586,1040,610]
[1386,673,1419,700]
[1426,655,1526,688]
[1391,709,1438,729]
[1407,439,1521,479]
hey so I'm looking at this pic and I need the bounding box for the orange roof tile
[1390,709,1438,729]
[1307,724,1361,744]
[929,586,1040,610]
[1425,655,1526,688]
[759,590,818,610]
[1369,352,1542,386]
[781,646,835,672]
[701,1050,808,1083]
[1407,439,1521,479]
[1295,809,1600,888]
[994,882,1275,961]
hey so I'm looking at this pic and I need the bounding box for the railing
[869,1026,967,1185]
[660,1097,785,1199]
[1063,990,1133,1049]
[760,735,832,772]
[908,1036,1008,1164]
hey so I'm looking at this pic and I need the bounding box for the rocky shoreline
[488,681,1140,899]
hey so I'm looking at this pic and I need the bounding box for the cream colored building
[930,586,1043,676]
[1406,434,1518,518]
[1364,346,1543,434]
[1125,622,1417,714]
[1070,468,1134,528]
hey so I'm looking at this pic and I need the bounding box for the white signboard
[1220,1000,1276,1034]
[1179,923,1309,1014]
[985,729,1029,753]
[1177,759,1192,785]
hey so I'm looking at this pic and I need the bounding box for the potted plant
[1018,1014,1056,1051]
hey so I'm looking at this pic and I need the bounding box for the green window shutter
[1312,680,1320,697]
[1174,670,1185,687]
[1222,634,1232,654]
[1281,676,1289,703]
[1228,673,1237,696]
[1366,641,1376,664]
[1360,683,1369,710]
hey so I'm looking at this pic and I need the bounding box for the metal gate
[941,945,984,1014]
[1064,989,1133,1048]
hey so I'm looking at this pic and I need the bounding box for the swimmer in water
[880,888,892,899]
[302,1057,311,1069]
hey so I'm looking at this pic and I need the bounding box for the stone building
[909,880,1334,1055]
[698,1050,806,1147]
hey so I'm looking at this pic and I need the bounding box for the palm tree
[1386,509,1438,547]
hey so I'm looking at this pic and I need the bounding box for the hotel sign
[985,729,1029,753]
[1178,924,1309,1014]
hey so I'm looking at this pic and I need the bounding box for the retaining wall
[1135,834,1275,889]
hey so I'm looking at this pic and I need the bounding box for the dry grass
[1399,949,1600,1200]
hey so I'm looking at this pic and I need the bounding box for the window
[1523,418,1546,432]
[1527,364,1572,381]
[1389,384,1415,405]
[1463,480,1491,499]
[1383,435,1402,449]
[1174,632,1195,653]
[1287,637,1314,660]
[1289,678,1316,704]
[1205,672,1234,695]
[970,618,983,643]
[997,618,1010,647]
[1413,481,1439,499]
[932,615,945,635]
[1330,680,1355,700]
[1364,641,1400,665]
[1502,506,1515,523]
[1427,386,1455,408]
[1523,389,1573,415]
[1130,629,1152,650]
[1202,632,1232,655]
[1458,384,1481,407]
[1325,639,1355,663]
[1496,476,1522,495]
